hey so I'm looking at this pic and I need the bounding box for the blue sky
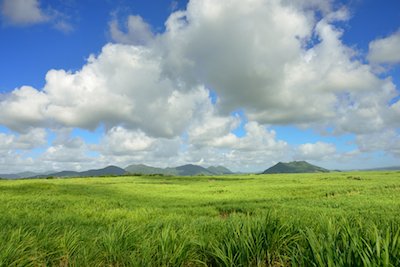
[0,0,399,173]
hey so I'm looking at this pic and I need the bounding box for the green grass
[1,171,400,266]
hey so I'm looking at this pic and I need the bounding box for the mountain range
[0,164,233,179]
[2,161,399,180]
[125,164,233,176]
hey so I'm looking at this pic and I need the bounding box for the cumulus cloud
[1,0,48,25]
[368,30,400,65]
[94,126,182,168]
[356,130,400,157]
[2,0,397,139]
[0,150,36,173]
[0,128,47,173]
[186,119,289,171]
[110,15,154,45]
[283,0,334,14]
[0,0,73,32]
[159,0,398,132]
[333,78,397,134]
[100,127,155,155]
[295,141,336,161]
[0,44,212,138]
[0,128,46,150]
[0,86,49,131]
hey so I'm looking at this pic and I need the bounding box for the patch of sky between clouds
[179,131,189,151]
[85,151,100,158]
[208,89,218,105]
[0,125,12,134]
[20,147,46,159]
[361,151,399,169]
[71,125,104,144]
[388,68,400,105]
[273,125,357,152]
[208,89,248,138]
[340,0,400,52]
[46,129,56,146]
[231,109,247,137]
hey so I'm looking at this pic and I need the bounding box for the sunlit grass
[1,171,400,265]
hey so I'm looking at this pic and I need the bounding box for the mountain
[263,161,329,174]
[175,164,215,176]
[43,166,126,178]
[3,164,233,179]
[124,164,233,176]
[364,166,400,171]
[80,166,126,176]
[125,164,176,175]
[207,166,233,175]
[0,171,39,179]
[47,171,80,177]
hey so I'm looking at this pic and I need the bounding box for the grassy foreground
[1,171,400,266]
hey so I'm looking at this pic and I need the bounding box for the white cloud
[0,44,212,138]
[1,0,73,32]
[356,130,400,157]
[0,128,46,151]
[110,15,154,45]
[283,0,334,14]
[187,119,289,172]
[159,0,398,133]
[99,127,155,155]
[95,126,182,168]
[295,141,336,161]
[1,0,48,25]
[0,150,36,174]
[0,128,47,173]
[333,78,397,134]
[53,20,73,33]
[368,30,400,65]
[0,86,49,131]
[1,0,396,139]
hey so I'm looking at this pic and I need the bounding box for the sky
[0,0,400,173]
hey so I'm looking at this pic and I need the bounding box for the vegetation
[1,171,400,266]
[125,164,233,176]
[263,161,329,174]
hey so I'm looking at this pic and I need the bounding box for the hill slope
[44,166,126,178]
[125,164,233,176]
[125,164,177,175]
[263,161,329,174]
[175,164,215,176]
[207,166,233,175]
[0,172,38,179]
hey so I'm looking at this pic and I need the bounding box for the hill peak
[263,161,329,174]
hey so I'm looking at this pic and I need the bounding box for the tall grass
[1,172,400,265]
[293,218,400,267]
[205,213,298,266]
[0,215,400,266]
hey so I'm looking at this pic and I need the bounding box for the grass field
[1,171,400,266]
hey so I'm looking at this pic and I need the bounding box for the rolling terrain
[2,164,234,179]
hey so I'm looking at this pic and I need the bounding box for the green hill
[42,166,126,178]
[207,166,233,174]
[125,164,176,175]
[175,164,214,176]
[0,171,38,179]
[263,161,329,174]
[125,164,233,176]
